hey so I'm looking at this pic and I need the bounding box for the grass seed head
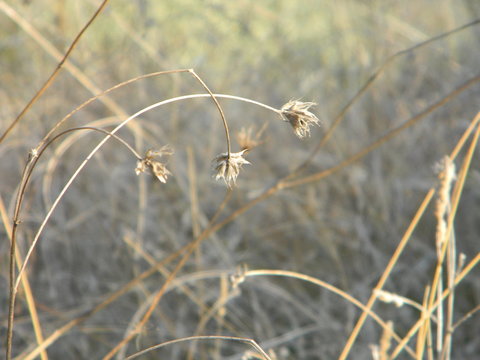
[213,150,250,187]
[135,145,173,183]
[280,100,320,138]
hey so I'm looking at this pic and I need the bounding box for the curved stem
[13,92,281,294]
[244,270,416,358]
[13,127,140,291]
[7,92,280,359]
[125,335,272,360]
[38,69,191,152]
[188,70,232,157]
[208,93,281,114]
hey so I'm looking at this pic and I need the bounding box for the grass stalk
[124,335,272,360]
[0,0,111,145]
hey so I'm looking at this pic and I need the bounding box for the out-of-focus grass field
[1,0,480,359]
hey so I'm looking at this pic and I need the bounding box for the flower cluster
[212,150,250,188]
[135,146,173,183]
[134,100,319,188]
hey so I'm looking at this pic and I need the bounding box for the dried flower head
[230,263,249,289]
[135,146,173,183]
[213,150,250,187]
[280,100,320,138]
[235,124,267,152]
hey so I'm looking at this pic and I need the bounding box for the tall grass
[1,1,480,359]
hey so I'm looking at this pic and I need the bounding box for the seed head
[213,150,250,187]
[236,124,267,152]
[280,100,320,138]
[135,146,173,183]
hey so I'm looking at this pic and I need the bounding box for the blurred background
[1,0,480,358]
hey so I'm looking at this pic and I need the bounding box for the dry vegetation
[1,1,480,359]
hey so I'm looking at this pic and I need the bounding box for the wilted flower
[213,150,250,187]
[135,146,173,183]
[280,100,320,138]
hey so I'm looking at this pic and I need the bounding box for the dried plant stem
[124,335,272,360]
[14,127,140,291]
[426,121,480,358]
[338,111,480,360]
[188,70,232,157]
[390,252,480,359]
[43,92,278,155]
[442,229,456,360]
[338,190,434,360]
[0,197,48,360]
[452,303,480,331]
[7,90,275,360]
[12,96,479,360]
[6,127,138,360]
[243,270,416,358]
[416,286,431,359]
[0,0,111,145]
[11,91,281,298]
[38,69,191,151]
[202,94,281,114]
[12,93,261,294]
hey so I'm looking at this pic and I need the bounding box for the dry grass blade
[0,197,48,360]
[390,252,480,359]
[124,335,272,360]
[425,120,480,359]
[416,287,432,359]
[338,112,480,360]
[242,269,416,358]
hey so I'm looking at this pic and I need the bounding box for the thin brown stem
[6,127,138,360]
[188,70,232,157]
[0,0,111,145]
